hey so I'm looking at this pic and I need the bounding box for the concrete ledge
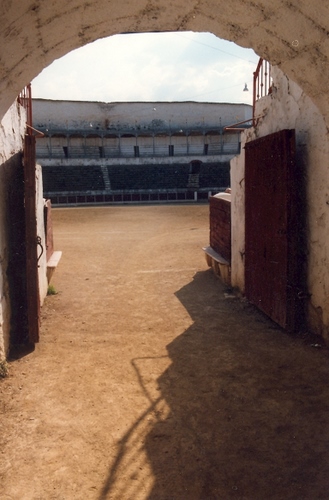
[203,246,231,286]
[47,250,62,284]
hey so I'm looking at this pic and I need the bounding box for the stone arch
[1,1,329,123]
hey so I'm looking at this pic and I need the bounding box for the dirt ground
[1,204,329,500]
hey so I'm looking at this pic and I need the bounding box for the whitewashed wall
[231,66,329,340]
[36,164,48,307]
[230,147,245,293]
[32,100,252,131]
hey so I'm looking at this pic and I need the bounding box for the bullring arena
[1,204,329,499]
[1,1,329,497]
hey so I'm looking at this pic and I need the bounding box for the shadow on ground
[101,270,329,500]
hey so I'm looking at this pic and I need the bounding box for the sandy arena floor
[1,204,329,500]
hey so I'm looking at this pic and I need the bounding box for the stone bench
[203,246,231,286]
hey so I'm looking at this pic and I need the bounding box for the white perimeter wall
[231,66,329,340]
[32,100,252,131]
[40,155,234,168]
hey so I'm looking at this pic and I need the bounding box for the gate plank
[24,134,40,343]
[245,129,303,332]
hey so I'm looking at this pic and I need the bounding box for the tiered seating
[48,146,66,159]
[106,166,126,190]
[173,143,188,156]
[188,144,204,155]
[153,144,168,156]
[107,164,190,191]
[119,144,135,157]
[43,165,105,192]
[222,138,240,154]
[84,146,101,159]
[36,144,50,158]
[199,162,230,188]
[188,136,205,155]
[42,163,231,202]
[103,145,120,157]
[161,165,190,189]
[207,142,222,155]
[68,146,85,158]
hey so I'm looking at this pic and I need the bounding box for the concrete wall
[33,99,252,133]
[231,66,329,340]
[36,164,48,307]
[38,155,235,167]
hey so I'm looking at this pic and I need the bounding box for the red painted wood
[245,129,303,331]
[24,134,40,343]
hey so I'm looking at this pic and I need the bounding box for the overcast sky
[32,32,259,105]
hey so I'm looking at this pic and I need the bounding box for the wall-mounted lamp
[243,83,249,92]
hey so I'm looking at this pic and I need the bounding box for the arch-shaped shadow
[100,270,329,499]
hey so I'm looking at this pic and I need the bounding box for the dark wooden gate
[245,129,303,332]
[24,134,40,343]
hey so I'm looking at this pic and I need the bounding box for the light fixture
[243,83,249,92]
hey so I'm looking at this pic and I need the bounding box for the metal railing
[253,58,272,122]
[18,84,44,137]
[18,84,33,135]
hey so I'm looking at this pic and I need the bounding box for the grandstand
[34,100,251,205]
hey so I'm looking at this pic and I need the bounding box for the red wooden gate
[24,134,40,343]
[245,129,304,332]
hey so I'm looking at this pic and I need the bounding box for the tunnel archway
[1,0,329,348]
[1,1,329,123]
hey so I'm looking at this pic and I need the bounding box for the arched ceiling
[1,0,329,123]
